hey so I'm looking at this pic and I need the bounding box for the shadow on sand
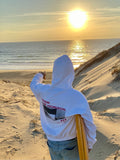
[89,131,120,160]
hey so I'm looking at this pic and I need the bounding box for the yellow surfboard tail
[75,114,89,160]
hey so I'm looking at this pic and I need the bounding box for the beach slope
[74,43,120,160]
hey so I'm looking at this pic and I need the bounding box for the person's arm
[30,72,46,100]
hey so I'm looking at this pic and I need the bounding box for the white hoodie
[30,55,96,149]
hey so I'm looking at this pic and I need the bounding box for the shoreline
[0,70,52,86]
[0,69,52,72]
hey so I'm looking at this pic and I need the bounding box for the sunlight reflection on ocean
[69,40,93,68]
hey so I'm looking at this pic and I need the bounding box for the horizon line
[0,38,120,43]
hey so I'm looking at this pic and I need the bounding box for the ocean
[0,39,120,70]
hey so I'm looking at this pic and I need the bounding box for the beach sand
[0,43,120,160]
[0,70,52,160]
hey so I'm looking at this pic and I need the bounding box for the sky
[0,0,120,42]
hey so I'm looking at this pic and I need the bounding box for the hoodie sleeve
[82,108,97,149]
[30,73,45,101]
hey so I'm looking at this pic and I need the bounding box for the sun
[68,10,88,29]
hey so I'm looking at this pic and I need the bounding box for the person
[30,55,96,160]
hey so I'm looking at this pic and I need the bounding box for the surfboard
[75,114,89,160]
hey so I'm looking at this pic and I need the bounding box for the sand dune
[74,43,120,160]
[0,43,120,160]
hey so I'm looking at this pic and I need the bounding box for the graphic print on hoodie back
[42,98,66,120]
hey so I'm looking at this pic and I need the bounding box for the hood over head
[52,55,74,88]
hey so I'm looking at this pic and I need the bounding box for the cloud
[89,7,120,16]
[93,7,120,18]
[2,11,68,18]
[88,7,120,23]
[96,7,120,12]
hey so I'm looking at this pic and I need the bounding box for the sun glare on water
[68,10,88,29]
